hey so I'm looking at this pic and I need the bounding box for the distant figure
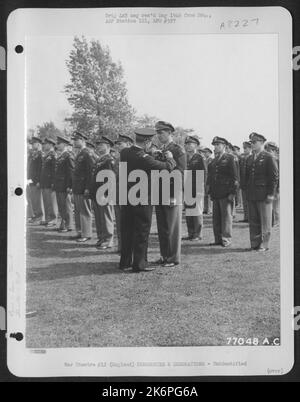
[265,141,280,227]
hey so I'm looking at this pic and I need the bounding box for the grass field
[26,209,280,348]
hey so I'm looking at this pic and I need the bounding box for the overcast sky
[26,33,279,147]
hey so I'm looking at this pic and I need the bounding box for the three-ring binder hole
[15,187,23,196]
[15,45,23,54]
[10,332,24,341]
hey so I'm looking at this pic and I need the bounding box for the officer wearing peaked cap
[207,136,239,247]
[39,137,58,227]
[27,136,44,223]
[119,127,176,272]
[71,131,94,242]
[245,133,279,251]
[155,121,187,267]
[91,136,116,250]
[183,136,206,241]
[54,136,75,232]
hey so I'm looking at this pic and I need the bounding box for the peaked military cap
[155,121,175,133]
[243,141,252,148]
[134,127,157,138]
[43,137,56,146]
[56,135,71,145]
[31,136,43,144]
[86,141,95,149]
[95,136,114,147]
[212,136,228,146]
[203,147,213,154]
[233,145,240,151]
[73,131,88,140]
[249,132,266,143]
[115,134,134,144]
[185,135,200,146]
[265,141,278,151]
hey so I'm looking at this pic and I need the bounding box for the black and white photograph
[6,6,294,377]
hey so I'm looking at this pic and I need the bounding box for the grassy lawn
[26,209,280,348]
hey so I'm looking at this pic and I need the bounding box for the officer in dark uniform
[90,136,116,250]
[154,121,187,267]
[54,135,75,232]
[114,134,134,254]
[246,133,279,251]
[265,141,280,227]
[183,135,206,241]
[27,136,44,223]
[39,137,58,226]
[71,131,94,242]
[239,141,252,222]
[207,136,239,247]
[119,127,176,272]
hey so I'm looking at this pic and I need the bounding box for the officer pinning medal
[27,125,280,275]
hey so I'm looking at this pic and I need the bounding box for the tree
[36,121,62,141]
[64,36,135,141]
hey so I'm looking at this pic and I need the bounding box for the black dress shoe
[119,265,132,271]
[69,234,81,240]
[209,242,222,246]
[182,236,192,241]
[76,237,91,243]
[162,262,179,268]
[132,266,156,272]
[256,247,269,252]
[222,242,232,248]
[151,258,166,265]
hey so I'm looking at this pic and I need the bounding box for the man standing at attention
[183,135,206,242]
[91,136,115,250]
[39,137,58,227]
[54,135,75,232]
[154,121,187,268]
[71,131,94,243]
[207,137,239,247]
[27,136,44,224]
[245,133,279,251]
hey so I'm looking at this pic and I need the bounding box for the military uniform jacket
[239,153,251,190]
[207,152,239,200]
[186,153,206,197]
[40,150,56,189]
[90,153,115,200]
[245,150,279,201]
[72,148,94,195]
[54,150,75,193]
[159,142,187,201]
[120,145,176,203]
[28,150,43,185]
